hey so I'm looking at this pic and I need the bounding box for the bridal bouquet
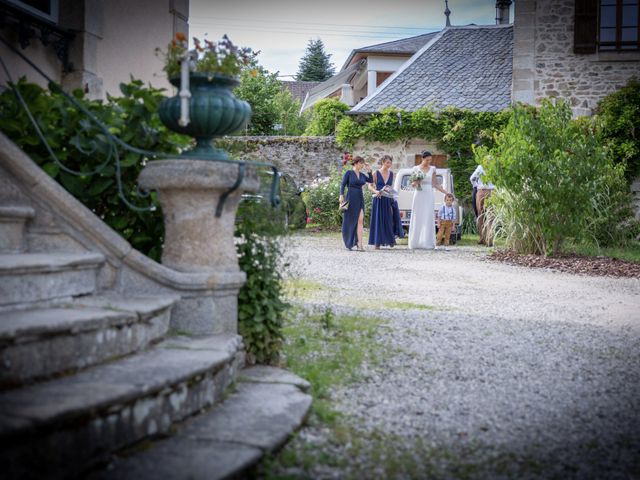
[379,185,398,199]
[409,170,425,191]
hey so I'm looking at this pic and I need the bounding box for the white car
[392,167,463,243]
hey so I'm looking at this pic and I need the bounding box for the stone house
[0,0,189,99]
[513,0,640,117]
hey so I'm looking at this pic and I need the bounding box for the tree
[234,66,282,135]
[296,39,335,81]
[304,98,349,136]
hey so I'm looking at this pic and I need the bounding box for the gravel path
[284,233,640,479]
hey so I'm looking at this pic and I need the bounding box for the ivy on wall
[333,105,509,206]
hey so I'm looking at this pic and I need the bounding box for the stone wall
[216,136,447,184]
[512,0,640,116]
[216,136,343,185]
[353,139,441,169]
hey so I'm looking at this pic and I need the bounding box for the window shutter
[574,0,598,54]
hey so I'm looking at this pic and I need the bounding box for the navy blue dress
[369,171,396,247]
[340,170,373,249]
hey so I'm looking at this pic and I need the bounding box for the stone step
[0,252,105,308]
[0,205,34,253]
[91,366,312,480]
[0,295,177,388]
[0,334,244,480]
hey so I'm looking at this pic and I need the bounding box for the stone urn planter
[158,73,251,160]
[139,72,259,335]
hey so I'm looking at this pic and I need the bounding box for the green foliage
[303,166,372,229]
[335,116,365,149]
[477,100,631,255]
[596,77,640,182]
[334,106,507,208]
[0,78,190,260]
[272,89,310,136]
[235,226,289,365]
[304,98,349,136]
[364,107,414,143]
[234,66,282,135]
[234,64,310,136]
[296,39,335,81]
[281,307,385,421]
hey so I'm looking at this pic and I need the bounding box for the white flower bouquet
[409,170,425,191]
[379,185,398,199]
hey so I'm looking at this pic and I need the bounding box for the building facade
[0,0,188,99]
[512,0,640,116]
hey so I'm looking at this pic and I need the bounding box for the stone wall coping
[0,132,245,292]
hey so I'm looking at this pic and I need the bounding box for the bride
[408,151,450,250]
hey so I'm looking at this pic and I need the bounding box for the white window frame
[4,0,59,24]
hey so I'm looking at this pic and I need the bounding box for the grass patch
[282,307,386,424]
[380,300,437,311]
[283,278,335,300]
[566,241,640,263]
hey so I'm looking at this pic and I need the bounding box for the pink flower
[314,207,321,214]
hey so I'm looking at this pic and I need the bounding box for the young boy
[436,193,458,247]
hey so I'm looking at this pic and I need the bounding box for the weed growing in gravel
[281,307,386,424]
[283,278,336,301]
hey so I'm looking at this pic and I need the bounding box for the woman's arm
[367,171,379,195]
[433,170,448,195]
[339,170,349,200]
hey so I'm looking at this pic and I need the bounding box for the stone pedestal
[138,159,259,334]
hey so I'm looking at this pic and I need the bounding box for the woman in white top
[408,151,450,250]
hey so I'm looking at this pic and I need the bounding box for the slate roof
[350,25,513,114]
[340,32,440,70]
[280,81,321,103]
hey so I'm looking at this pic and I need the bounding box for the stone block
[181,382,312,450]
[0,297,175,386]
[239,365,311,392]
[0,206,34,253]
[0,253,104,308]
[0,337,239,479]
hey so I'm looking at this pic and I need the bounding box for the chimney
[495,0,512,25]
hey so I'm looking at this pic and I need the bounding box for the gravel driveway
[283,233,640,479]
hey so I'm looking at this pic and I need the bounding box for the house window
[599,0,640,50]
[3,0,59,24]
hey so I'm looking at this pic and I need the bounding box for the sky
[189,0,504,78]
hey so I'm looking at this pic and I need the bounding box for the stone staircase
[0,133,311,479]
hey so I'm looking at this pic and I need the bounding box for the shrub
[304,98,349,136]
[477,100,630,255]
[596,77,640,182]
[235,197,289,364]
[0,78,189,260]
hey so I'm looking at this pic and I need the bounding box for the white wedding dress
[408,165,436,250]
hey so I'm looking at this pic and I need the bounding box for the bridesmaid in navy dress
[368,155,397,249]
[339,156,373,250]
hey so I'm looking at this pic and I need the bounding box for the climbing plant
[334,105,508,207]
